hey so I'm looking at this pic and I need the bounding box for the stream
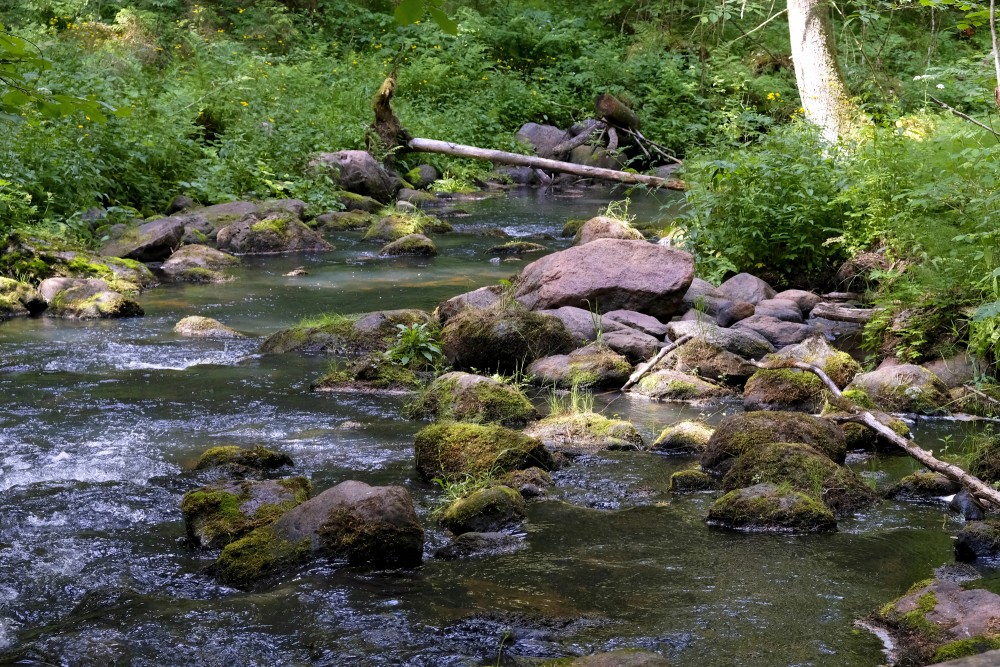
[0,188,990,666]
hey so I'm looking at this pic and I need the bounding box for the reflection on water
[0,188,984,665]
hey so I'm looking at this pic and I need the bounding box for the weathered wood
[754,358,1000,512]
[595,93,640,131]
[407,137,686,190]
[811,302,879,323]
[552,119,604,155]
[621,334,694,391]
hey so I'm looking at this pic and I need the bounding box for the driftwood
[810,302,879,324]
[552,119,605,155]
[368,74,410,167]
[754,359,1000,512]
[621,334,694,391]
[595,93,640,131]
[407,138,686,190]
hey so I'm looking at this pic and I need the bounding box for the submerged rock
[440,306,575,374]
[652,420,714,454]
[846,364,950,415]
[706,483,837,533]
[194,445,293,475]
[414,422,553,482]
[486,241,546,255]
[215,481,424,586]
[182,477,311,549]
[160,244,239,283]
[524,412,644,453]
[405,372,537,426]
[434,531,526,560]
[602,309,669,339]
[174,316,243,339]
[311,354,421,394]
[669,468,718,493]
[528,343,632,389]
[38,277,143,319]
[439,486,526,535]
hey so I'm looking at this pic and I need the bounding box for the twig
[621,334,693,391]
[928,95,1000,140]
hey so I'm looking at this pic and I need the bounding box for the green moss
[706,483,837,532]
[526,412,644,451]
[178,266,224,283]
[250,213,292,235]
[363,213,422,241]
[414,421,553,482]
[561,219,586,237]
[195,445,293,471]
[932,636,1000,662]
[313,355,422,393]
[486,241,546,255]
[899,592,941,639]
[653,420,714,454]
[670,468,717,493]
[215,526,312,587]
[316,505,424,566]
[406,374,537,426]
[842,388,876,409]
[439,485,526,534]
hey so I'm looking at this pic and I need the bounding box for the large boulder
[717,273,776,305]
[515,122,566,158]
[182,477,311,549]
[666,321,774,360]
[514,239,694,320]
[602,310,669,339]
[528,343,632,389]
[160,244,239,283]
[261,309,434,356]
[0,277,45,317]
[215,481,424,586]
[405,372,538,426]
[37,277,143,319]
[702,411,846,478]
[99,216,185,262]
[434,531,526,560]
[706,483,837,533]
[524,412,644,453]
[216,213,333,254]
[309,150,403,202]
[846,363,950,414]
[440,306,575,374]
[574,216,644,245]
[414,422,553,482]
[439,486,526,535]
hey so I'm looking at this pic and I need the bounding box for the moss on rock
[439,485,527,535]
[487,241,547,256]
[652,420,714,454]
[743,368,826,412]
[632,369,732,401]
[670,468,718,493]
[215,524,313,587]
[524,412,644,453]
[886,471,960,501]
[379,233,437,257]
[406,372,537,426]
[195,445,293,473]
[528,343,632,389]
[261,309,433,356]
[312,354,422,394]
[414,422,553,482]
[706,483,837,533]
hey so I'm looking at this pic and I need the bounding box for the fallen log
[754,358,1000,512]
[407,137,686,190]
[810,302,880,324]
[551,119,604,155]
[595,93,640,131]
[621,334,693,391]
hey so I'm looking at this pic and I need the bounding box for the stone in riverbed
[514,239,694,320]
[261,309,434,356]
[524,412,644,453]
[194,445,293,475]
[487,241,547,256]
[414,422,553,482]
[174,316,243,339]
[99,216,185,262]
[706,483,837,533]
[666,320,774,360]
[846,363,950,415]
[955,520,1000,562]
[753,298,803,323]
[652,420,714,454]
[886,471,961,501]
[630,368,732,401]
[439,486,526,535]
[0,277,45,317]
[742,368,828,413]
[717,273,776,305]
[669,468,718,493]
[440,306,575,374]
[309,150,403,202]
[574,215,644,245]
[379,233,437,257]
[528,343,632,389]
[216,212,333,254]
[38,277,143,319]
[657,338,756,387]
[733,314,814,348]
[161,244,239,283]
[773,289,821,314]
[537,306,627,344]
[435,286,502,324]
[405,371,537,426]
[600,327,663,363]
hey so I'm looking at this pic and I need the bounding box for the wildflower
[241,101,249,106]
[936,83,944,89]
[238,7,245,12]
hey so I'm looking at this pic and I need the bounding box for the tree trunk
[595,93,640,131]
[787,0,858,142]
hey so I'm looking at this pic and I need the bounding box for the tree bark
[787,0,858,142]
[406,138,686,189]
[595,93,641,131]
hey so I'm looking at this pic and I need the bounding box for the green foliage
[385,322,442,369]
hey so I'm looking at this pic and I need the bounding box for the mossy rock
[487,241,547,256]
[363,212,449,242]
[174,315,243,339]
[631,369,732,401]
[414,422,553,482]
[722,442,877,515]
[955,519,1000,562]
[702,411,847,479]
[764,336,861,389]
[528,343,633,389]
[932,637,1000,663]
[574,215,645,245]
[195,445,293,474]
[337,191,382,213]
[441,305,575,375]
[0,277,45,317]
[524,412,644,453]
[312,210,376,232]
[312,354,422,394]
[501,466,553,494]
[161,244,239,284]
[181,477,311,549]
[743,368,827,413]
[846,363,950,415]
[652,420,714,454]
[561,218,587,238]
[706,483,837,533]
[832,413,911,451]
[969,433,1000,483]
[670,468,718,493]
[886,471,961,501]
[379,233,437,257]
[38,277,143,319]
[440,485,527,535]
[406,372,537,427]
[216,212,333,254]
[261,309,434,356]
[658,338,756,387]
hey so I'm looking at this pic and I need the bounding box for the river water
[0,189,987,666]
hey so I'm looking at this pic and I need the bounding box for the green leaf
[428,7,458,35]
[394,0,424,26]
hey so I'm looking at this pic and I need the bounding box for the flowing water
[0,189,990,666]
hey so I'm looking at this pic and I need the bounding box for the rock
[501,467,553,498]
[537,306,627,344]
[765,335,862,388]
[574,216,644,245]
[528,343,632,389]
[753,298,803,323]
[379,233,437,257]
[702,411,846,478]
[923,354,990,389]
[846,364,950,414]
[563,651,672,667]
[669,468,718,493]
[216,213,333,254]
[434,531,525,560]
[214,481,424,586]
[706,483,837,533]
[652,420,714,454]
[312,211,374,232]
[723,442,876,514]
[285,268,308,277]
[261,309,434,356]
[440,306,575,374]
[666,321,774,360]
[515,122,566,158]
[602,310,668,339]
[0,277,45,317]
[494,166,539,186]
[715,300,756,327]
[174,316,243,339]
[99,216,185,261]
[629,368,732,401]
[732,314,814,348]
[311,354,421,394]
[717,273,776,305]
[950,490,986,521]
[681,278,723,308]
[160,244,239,283]
[600,327,663,363]
[956,520,1000,562]
[875,578,1000,665]
[309,150,403,202]
[167,194,197,214]
[182,477,311,549]
[440,486,526,535]
[338,192,383,213]
[657,338,756,387]
[743,368,827,413]
[774,289,821,314]
[887,471,961,501]
[514,239,694,320]
[568,145,622,170]
[414,422,553,482]
[524,412,644,453]
[835,414,913,452]
[37,277,143,319]
[363,213,450,242]
[194,445,293,475]
[405,164,439,190]
[486,241,547,255]
[435,286,502,324]
[396,188,438,206]
[406,372,537,426]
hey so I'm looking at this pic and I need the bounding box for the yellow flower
[241,101,249,107]
[238,7,245,12]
